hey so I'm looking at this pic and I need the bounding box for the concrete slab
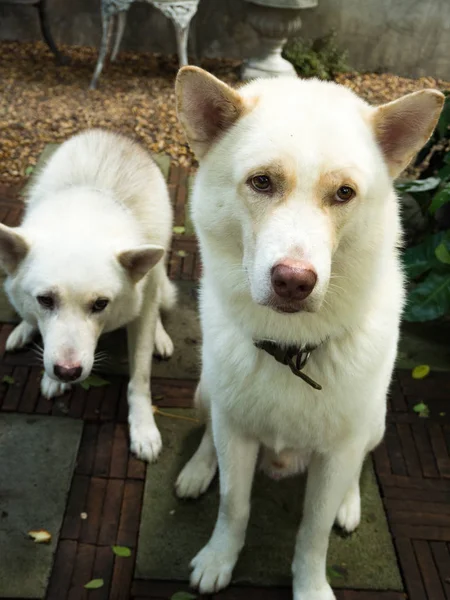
[136,410,403,591]
[0,414,82,598]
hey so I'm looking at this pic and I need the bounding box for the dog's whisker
[93,356,113,366]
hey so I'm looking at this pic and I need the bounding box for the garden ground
[1,41,450,600]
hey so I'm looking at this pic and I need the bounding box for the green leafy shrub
[282,31,350,80]
[397,91,450,322]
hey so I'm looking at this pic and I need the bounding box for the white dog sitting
[0,129,176,462]
[174,66,443,599]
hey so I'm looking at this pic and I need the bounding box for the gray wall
[1,0,449,80]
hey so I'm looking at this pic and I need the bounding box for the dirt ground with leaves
[1,40,450,185]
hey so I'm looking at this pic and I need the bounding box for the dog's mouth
[273,305,304,314]
[261,299,309,314]
[260,296,320,314]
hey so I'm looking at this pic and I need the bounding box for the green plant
[397,91,450,322]
[282,31,350,80]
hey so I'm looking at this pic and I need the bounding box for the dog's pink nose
[271,259,317,301]
[54,364,82,382]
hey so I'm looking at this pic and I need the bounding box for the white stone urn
[242,0,318,80]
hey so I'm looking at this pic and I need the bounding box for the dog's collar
[254,339,322,391]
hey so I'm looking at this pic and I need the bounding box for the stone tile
[0,414,82,598]
[136,410,403,591]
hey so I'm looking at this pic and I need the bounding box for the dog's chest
[211,344,361,453]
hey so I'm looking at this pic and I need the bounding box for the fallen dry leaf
[28,529,52,543]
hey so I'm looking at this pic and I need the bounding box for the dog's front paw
[190,543,237,594]
[294,583,335,600]
[128,407,162,462]
[176,452,217,499]
[41,373,71,399]
[6,321,36,352]
[336,483,360,533]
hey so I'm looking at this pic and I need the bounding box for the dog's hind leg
[159,271,177,313]
[176,380,218,498]
[335,476,361,534]
[127,272,163,462]
[154,270,175,358]
[154,316,174,359]
[6,321,37,352]
[336,421,384,533]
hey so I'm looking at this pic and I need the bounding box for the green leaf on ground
[173,226,185,234]
[1,375,15,385]
[170,593,197,600]
[413,402,430,418]
[326,566,345,581]
[412,365,430,379]
[25,165,34,176]
[112,545,131,557]
[84,578,104,589]
[80,374,110,390]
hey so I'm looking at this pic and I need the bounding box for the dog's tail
[159,271,177,313]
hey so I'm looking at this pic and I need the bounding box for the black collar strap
[254,339,322,391]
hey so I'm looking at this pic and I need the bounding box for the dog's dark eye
[335,186,355,202]
[92,298,109,313]
[37,295,55,310]
[250,175,272,193]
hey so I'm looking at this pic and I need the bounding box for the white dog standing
[0,129,176,462]
[174,67,443,599]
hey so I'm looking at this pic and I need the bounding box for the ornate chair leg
[153,1,199,68]
[89,10,115,90]
[111,11,127,62]
[36,0,69,65]
[173,21,189,67]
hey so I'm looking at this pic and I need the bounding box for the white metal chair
[89,0,200,89]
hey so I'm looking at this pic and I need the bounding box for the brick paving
[1,165,450,599]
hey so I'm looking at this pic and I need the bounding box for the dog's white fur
[175,67,444,599]
[0,129,176,462]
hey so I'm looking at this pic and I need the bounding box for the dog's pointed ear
[0,224,29,275]
[118,244,165,283]
[371,89,444,178]
[176,66,246,159]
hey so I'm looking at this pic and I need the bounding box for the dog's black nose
[53,364,82,382]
